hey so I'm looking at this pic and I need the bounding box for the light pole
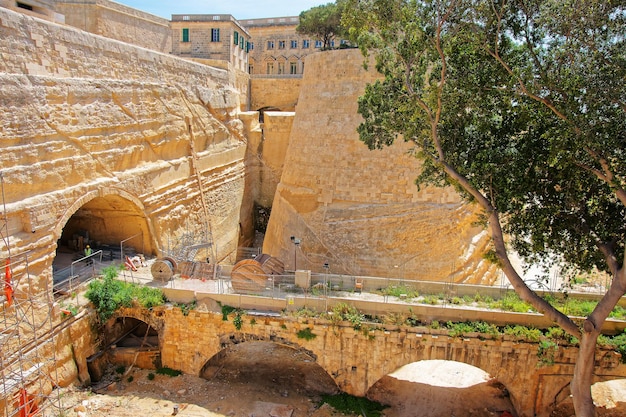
[323,262,330,296]
[290,236,301,271]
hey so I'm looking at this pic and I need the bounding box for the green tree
[297,1,347,50]
[344,1,625,416]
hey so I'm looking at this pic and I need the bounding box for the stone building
[170,14,250,73]
[243,16,311,77]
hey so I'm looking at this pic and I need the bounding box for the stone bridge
[108,306,626,417]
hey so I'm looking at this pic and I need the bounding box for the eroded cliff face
[264,49,498,284]
[0,8,248,280]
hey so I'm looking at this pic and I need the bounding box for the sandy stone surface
[44,356,626,417]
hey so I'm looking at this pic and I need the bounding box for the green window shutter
[234,31,239,45]
[240,36,244,49]
[182,28,189,43]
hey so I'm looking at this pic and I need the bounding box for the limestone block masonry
[115,306,626,417]
[0,7,249,280]
[263,49,498,283]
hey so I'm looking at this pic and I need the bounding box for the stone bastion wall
[263,49,499,284]
[0,7,248,281]
[54,0,172,54]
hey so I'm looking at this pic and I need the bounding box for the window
[240,36,245,49]
[234,31,239,45]
[290,40,298,49]
[315,40,323,48]
[211,28,220,42]
[267,40,275,49]
[248,42,254,51]
[267,62,274,74]
[330,40,335,48]
[278,40,286,49]
[278,62,285,74]
[290,62,297,74]
[182,28,189,43]
[302,39,310,49]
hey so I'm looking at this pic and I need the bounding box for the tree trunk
[571,330,599,417]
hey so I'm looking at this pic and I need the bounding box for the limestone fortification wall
[263,49,498,283]
[250,77,302,111]
[0,7,248,278]
[54,0,172,54]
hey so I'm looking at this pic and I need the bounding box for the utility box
[295,270,311,289]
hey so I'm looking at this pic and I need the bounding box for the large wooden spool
[231,254,284,293]
[151,257,177,282]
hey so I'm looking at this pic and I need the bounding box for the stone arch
[366,360,516,416]
[199,333,338,396]
[103,312,165,370]
[53,186,157,256]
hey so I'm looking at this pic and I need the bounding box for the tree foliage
[343,0,625,415]
[85,265,166,323]
[297,1,348,49]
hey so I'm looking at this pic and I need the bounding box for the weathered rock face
[0,8,248,280]
[263,49,498,283]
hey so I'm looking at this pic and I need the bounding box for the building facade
[242,16,318,77]
[170,14,251,73]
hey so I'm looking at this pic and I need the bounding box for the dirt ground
[43,340,626,417]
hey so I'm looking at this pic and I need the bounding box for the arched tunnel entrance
[87,317,161,383]
[53,194,153,283]
[105,316,161,370]
[366,360,516,417]
[200,341,338,414]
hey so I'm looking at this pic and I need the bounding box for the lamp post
[290,236,301,271]
[323,262,330,296]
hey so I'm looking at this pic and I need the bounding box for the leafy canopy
[297,1,348,49]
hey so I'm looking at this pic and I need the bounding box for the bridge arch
[366,360,515,416]
[199,334,338,397]
[53,186,157,258]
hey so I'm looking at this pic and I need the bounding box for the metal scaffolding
[0,254,65,417]
[0,171,66,416]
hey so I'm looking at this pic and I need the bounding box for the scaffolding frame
[0,171,69,416]
[0,253,66,417]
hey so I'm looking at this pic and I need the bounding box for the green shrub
[221,304,236,321]
[233,310,243,330]
[85,266,165,323]
[600,331,626,363]
[330,302,365,330]
[381,284,419,299]
[503,325,542,342]
[176,300,197,316]
[147,373,155,380]
[156,367,182,377]
[296,327,317,340]
[537,339,559,366]
[115,365,125,375]
[610,306,626,320]
[446,321,475,338]
[320,393,386,417]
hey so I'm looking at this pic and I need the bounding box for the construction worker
[84,245,93,265]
